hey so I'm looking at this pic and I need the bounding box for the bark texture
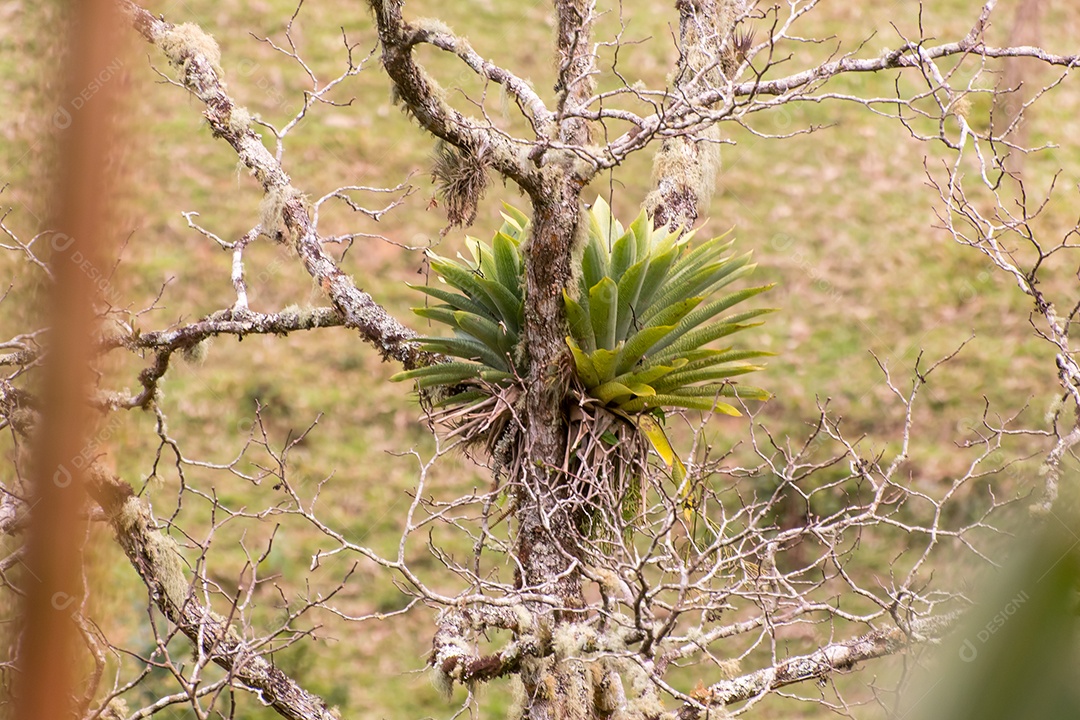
[514,140,594,720]
[676,613,959,718]
[553,0,598,146]
[368,0,540,192]
[90,470,338,720]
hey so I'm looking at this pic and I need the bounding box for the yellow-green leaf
[639,414,676,467]
[591,381,636,404]
[567,337,601,387]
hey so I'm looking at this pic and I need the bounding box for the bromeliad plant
[392,203,530,404]
[392,197,773,532]
[564,198,772,417]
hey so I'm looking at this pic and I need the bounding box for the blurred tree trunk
[17,2,122,719]
[993,0,1045,173]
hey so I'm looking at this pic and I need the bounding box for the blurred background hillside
[2,0,1079,717]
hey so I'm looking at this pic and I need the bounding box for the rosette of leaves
[392,203,529,400]
[563,196,773,418]
[390,204,531,466]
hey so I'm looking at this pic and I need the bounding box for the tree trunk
[514,166,593,719]
[512,2,600,714]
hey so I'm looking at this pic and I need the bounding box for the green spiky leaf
[621,394,742,415]
[615,325,676,375]
[589,277,620,351]
[407,282,493,319]
[492,231,522,300]
[390,361,483,386]
[563,290,594,353]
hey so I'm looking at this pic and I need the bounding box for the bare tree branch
[409,24,553,135]
[119,0,431,369]
[0,308,345,370]
[0,389,338,720]
[366,0,542,193]
[677,613,959,717]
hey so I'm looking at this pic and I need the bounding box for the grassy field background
[2,0,1080,717]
